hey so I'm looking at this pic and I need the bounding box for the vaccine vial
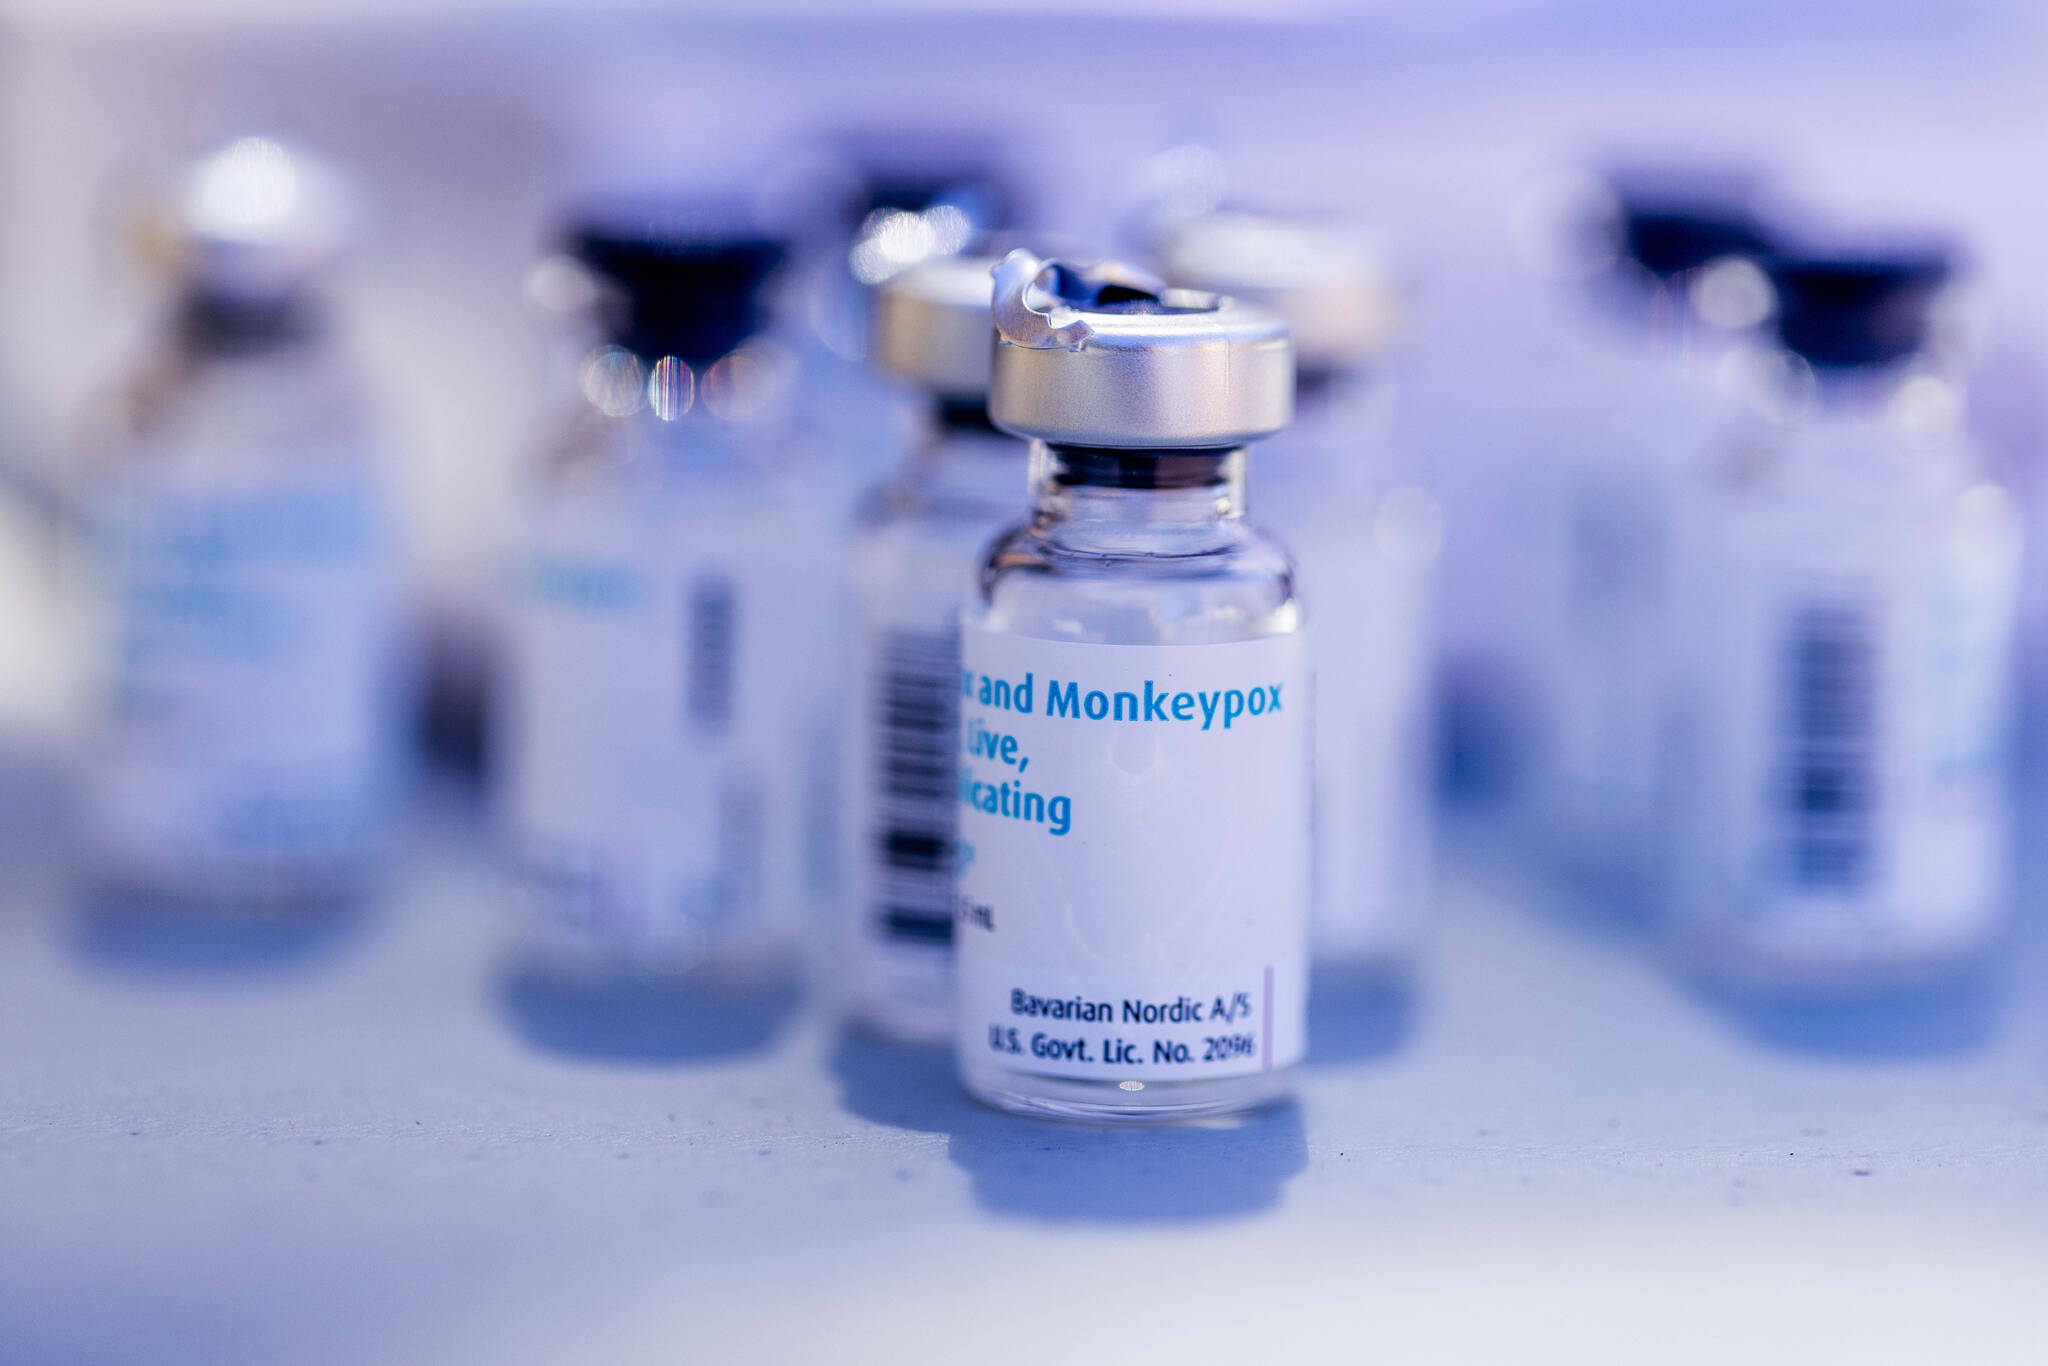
[842,254,1021,1041]
[73,136,399,910]
[500,201,812,978]
[784,136,1017,508]
[1668,242,2020,989]
[1524,173,1777,898]
[776,145,1019,921]
[1158,211,1440,964]
[956,251,1306,1121]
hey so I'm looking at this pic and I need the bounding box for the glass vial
[842,254,1023,1041]
[1668,243,2020,990]
[956,251,1307,1121]
[784,136,1017,513]
[1523,172,1777,899]
[499,201,811,981]
[72,136,399,911]
[1159,211,1441,964]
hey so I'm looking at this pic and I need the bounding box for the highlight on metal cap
[135,134,359,302]
[987,249,1292,450]
[1155,209,1397,377]
[871,252,1002,401]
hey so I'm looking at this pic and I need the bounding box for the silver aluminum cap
[988,249,1292,449]
[871,252,999,400]
[137,135,359,303]
[1155,210,1396,376]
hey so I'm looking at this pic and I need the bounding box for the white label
[78,463,394,875]
[1671,472,2020,960]
[503,483,822,960]
[955,625,1310,1081]
[843,609,960,1021]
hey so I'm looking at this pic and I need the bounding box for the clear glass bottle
[955,252,1307,1122]
[72,136,399,911]
[1668,243,2020,990]
[783,137,1017,515]
[1523,174,1777,901]
[842,253,1023,1041]
[1158,210,1442,964]
[499,202,814,982]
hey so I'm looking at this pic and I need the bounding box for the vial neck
[174,285,323,360]
[935,397,1004,438]
[1293,365,1392,429]
[1294,365,1359,409]
[1030,443,1246,553]
[895,398,1025,513]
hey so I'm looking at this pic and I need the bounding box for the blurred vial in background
[840,252,1017,1042]
[1667,241,2020,991]
[1520,169,1777,904]
[776,131,1019,512]
[71,135,401,912]
[765,136,1023,930]
[500,198,819,981]
[1112,142,1227,262]
[1157,210,1442,965]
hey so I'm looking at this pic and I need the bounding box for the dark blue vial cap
[1622,207,1775,280]
[566,198,786,364]
[1768,246,1954,369]
[833,129,1020,231]
[1601,167,1775,279]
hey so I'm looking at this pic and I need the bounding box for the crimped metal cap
[137,135,359,302]
[1155,210,1396,375]
[988,250,1292,449]
[871,253,999,400]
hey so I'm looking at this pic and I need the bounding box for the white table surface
[3,764,2045,1365]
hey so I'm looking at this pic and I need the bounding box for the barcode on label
[867,626,958,946]
[1778,601,1879,891]
[686,573,736,735]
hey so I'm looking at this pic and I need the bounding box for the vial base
[840,943,954,1046]
[1679,930,1995,997]
[514,910,799,989]
[72,856,375,972]
[511,857,798,985]
[498,942,803,1065]
[959,1056,1294,1125]
[74,851,379,919]
[1313,912,1429,973]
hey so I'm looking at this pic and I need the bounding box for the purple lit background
[2,4,2047,1362]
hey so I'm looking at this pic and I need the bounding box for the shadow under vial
[496,952,803,1065]
[71,892,373,976]
[832,1030,1309,1223]
[1305,962,1418,1067]
[1693,967,2001,1061]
